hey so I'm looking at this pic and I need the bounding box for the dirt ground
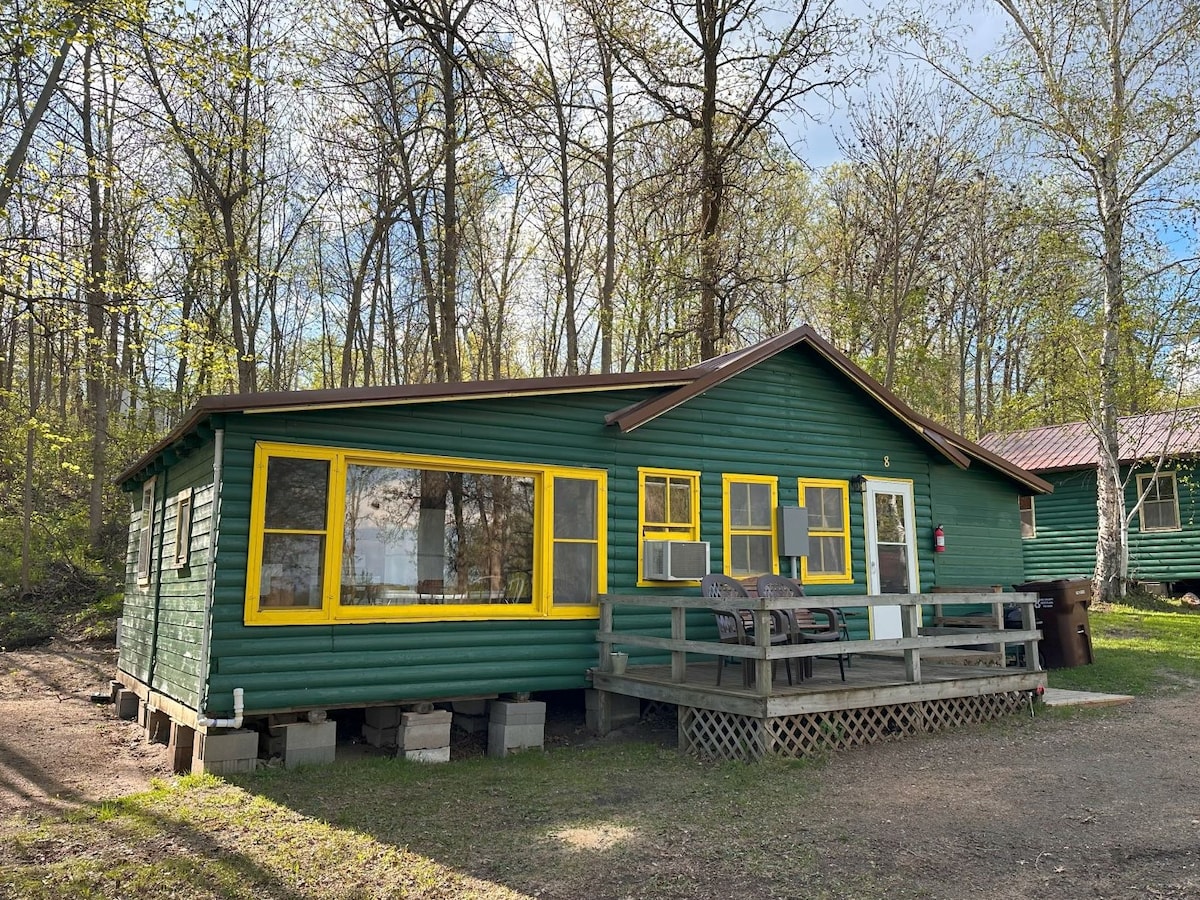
[0,641,171,816]
[1,642,1197,898]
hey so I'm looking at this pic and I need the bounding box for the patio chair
[755,574,846,682]
[701,574,792,687]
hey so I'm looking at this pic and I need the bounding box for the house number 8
[883,456,890,468]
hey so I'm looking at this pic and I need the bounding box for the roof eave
[116,372,694,486]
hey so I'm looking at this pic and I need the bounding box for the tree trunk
[438,18,462,382]
[697,0,722,360]
[1094,178,1126,603]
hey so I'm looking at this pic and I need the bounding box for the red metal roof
[980,408,1200,472]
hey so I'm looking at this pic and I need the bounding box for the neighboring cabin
[115,325,1049,744]
[981,409,1200,593]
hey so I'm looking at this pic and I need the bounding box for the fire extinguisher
[934,524,946,553]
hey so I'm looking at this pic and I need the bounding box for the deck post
[599,599,614,671]
[753,607,772,696]
[671,604,687,683]
[1020,599,1041,671]
[902,602,922,683]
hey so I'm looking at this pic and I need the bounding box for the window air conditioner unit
[643,540,710,581]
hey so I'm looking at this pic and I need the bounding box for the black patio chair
[755,574,846,682]
[701,574,792,687]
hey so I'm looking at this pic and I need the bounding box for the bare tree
[614,0,854,358]
[910,0,1200,600]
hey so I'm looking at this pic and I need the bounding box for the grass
[1,746,842,900]
[5,604,1200,898]
[1046,603,1200,695]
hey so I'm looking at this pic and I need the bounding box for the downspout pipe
[197,687,244,729]
[195,428,237,727]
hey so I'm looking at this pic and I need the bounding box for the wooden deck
[593,653,1044,718]
[594,592,1048,760]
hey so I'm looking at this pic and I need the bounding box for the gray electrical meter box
[776,507,809,558]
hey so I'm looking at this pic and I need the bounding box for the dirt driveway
[1,642,1196,898]
[0,641,169,816]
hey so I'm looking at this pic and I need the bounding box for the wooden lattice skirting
[678,691,1029,762]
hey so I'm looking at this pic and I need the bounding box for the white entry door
[863,479,919,639]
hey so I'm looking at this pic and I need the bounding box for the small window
[798,478,852,584]
[136,478,156,585]
[1137,473,1180,532]
[638,467,700,583]
[722,475,777,578]
[172,489,194,568]
[1019,496,1036,539]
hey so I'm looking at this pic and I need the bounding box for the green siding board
[180,345,1028,714]
[217,644,592,676]
[1022,471,1100,580]
[1023,463,1200,582]
[118,442,215,709]
[930,461,1026,589]
[214,676,587,714]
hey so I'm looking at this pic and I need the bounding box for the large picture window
[722,475,778,578]
[247,443,606,624]
[1136,473,1180,532]
[798,478,852,584]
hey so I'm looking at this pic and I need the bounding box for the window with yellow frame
[722,474,778,578]
[798,478,852,584]
[638,467,700,582]
[246,442,606,624]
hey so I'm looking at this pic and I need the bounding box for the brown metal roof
[117,325,1052,494]
[980,407,1200,472]
[607,325,1051,493]
[116,370,693,484]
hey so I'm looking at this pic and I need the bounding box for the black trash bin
[1014,579,1094,668]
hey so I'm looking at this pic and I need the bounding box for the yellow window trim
[245,442,606,625]
[637,466,701,586]
[721,474,779,578]
[798,477,853,585]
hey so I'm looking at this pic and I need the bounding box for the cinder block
[364,706,403,729]
[362,724,398,748]
[487,720,545,758]
[401,709,452,726]
[145,708,172,744]
[168,722,195,774]
[489,700,546,726]
[402,746,450,764]
[193,728,258,774]
[197,728,259,761]
[115,688,140,721]
[200,757,258,775]
[273,721,335,751]
[285,745,336,768]
[270,721,336,768]
[398,721,451,751]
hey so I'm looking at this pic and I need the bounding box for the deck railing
[597,592,1042,697]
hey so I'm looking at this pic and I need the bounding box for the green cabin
[116,327,1049,728]
[982,409,1200,593]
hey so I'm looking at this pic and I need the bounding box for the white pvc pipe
[197,687,243,729]
[196,428,224,719]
